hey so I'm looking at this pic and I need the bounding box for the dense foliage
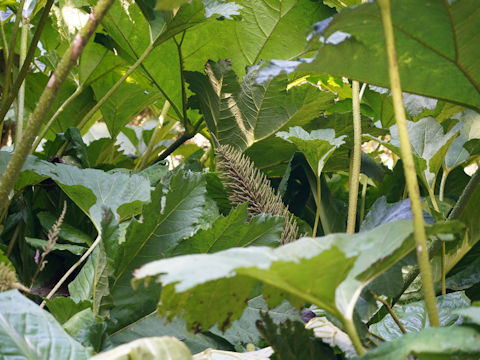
[0,0,479,358]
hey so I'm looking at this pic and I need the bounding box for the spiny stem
[0,0,116,219]
[347,80,362,234]
[377,0,439,327]
[136,101,171,170]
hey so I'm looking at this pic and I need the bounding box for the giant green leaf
[133,220,416,331]
[370,292,470,341]
[46,163,151,228]
[172,203,283,255]
[0,290,92,360]
[357,326,480,360]
[187,60,335,151]
[276,126,346,176]
[365,117,461,189]
[297,0,480,112]
[108,171,208,332]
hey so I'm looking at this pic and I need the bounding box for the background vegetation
[0,0,479,358]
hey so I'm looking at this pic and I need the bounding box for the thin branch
[373,294,407,334]
[16,17,29,145]
[40,232,102,308]
[174,32,189,127]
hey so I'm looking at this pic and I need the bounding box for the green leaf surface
[63,308,107,352]
[109,171,208,332]
[390,117,461,187]
[108,312,228,354]
[210,296,301,351]
[25,237,87,255]
[357,325,480,360]
[133,220,416,330]
[454,304,480,326]
[37,212,93,246]
[0,290,91,360]
[187,60,335,151]
[45,297,92,325]
[172,203,283,255]
[297,0,480,111]
[370,292,470,341]
[47,163,151,228]
[276,126,346,176]
[89,336,192,360]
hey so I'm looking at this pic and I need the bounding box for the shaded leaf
[276,126,346,176]
[187,60,335,151]
[256,313,335,360]
[296,0,480,112]
[133,220,417,331]
[45,297,92,325]
[357,325,480,360]
[370,292,470,341]
[25,237,87,256]
[454,304,480,326]
[0,290,91,359]
[173,203,284,255]
[108,171,207,332]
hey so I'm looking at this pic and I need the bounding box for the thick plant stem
[32,85,85,152]
[40,232,102,308]
[377,0,440,327]
[0,0,116,219]
[347,80,362,234]
[0,0,55,123]
[136,101,171,170]
[344,319,365,355]
[76,42,156,132]
[16,18,29,145]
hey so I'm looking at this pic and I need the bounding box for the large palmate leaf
[365,117,461,189]
[295,0,480,112]
[133,220,416,331]
[370,292,470,341]
[276,126,346,176]
[357,326,480,360]
[108,171,208,332]
[173,203,284,255]
[46,164,151,228]
[187,60,335,151]
[0,290,92,360]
